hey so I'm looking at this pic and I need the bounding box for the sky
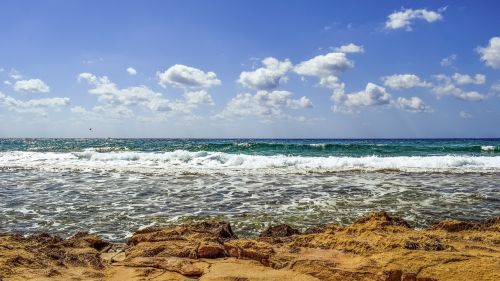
[0,0,499,138]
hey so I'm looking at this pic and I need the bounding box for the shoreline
[1,211,499,281]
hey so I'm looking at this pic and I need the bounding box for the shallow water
[1,138,499,242]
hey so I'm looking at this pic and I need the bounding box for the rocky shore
[0,211,499,281]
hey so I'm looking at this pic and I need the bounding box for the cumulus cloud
[382,74,431,89]
[77,72,215,119]
[333,43,364,53]
[217,90,312,119]
[294,52,353,78]
[165,90,217,114]
[183,90,214,106]
[71,105,134,120]
[294,52,353,99]
[385,7,445,31]
[0,91,69,115]
[451,73,485,85]
[14,79,50,93]
[432,74,486,102]
[331,83,391,113]
[238,57,293,90]
[78,72,171,112]
[476,37,500,69]
[157,64,221,89]
[126,67,137,75]
[395,96,433,113]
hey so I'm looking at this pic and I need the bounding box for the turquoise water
[1,138,499,156]
[0,138,499,241]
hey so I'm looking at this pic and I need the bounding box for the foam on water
[481,145,496,151]
[1,139,499,241]
[1,150,499,174]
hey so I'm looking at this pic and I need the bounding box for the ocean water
[0,138,499,242]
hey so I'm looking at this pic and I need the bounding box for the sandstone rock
[224,240,275,265]
[1,212,499,280]
[260,224,300,238]
[353,211,411,229]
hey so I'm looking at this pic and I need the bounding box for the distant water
[1,138,499,241]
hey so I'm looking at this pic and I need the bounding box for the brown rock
[354,211,411,228]
[259,224,300,238]
[1,211,499,280]
[384,269,403,281]
[401,273,417,281]
[197,242,226,258]
[224,240,275,265]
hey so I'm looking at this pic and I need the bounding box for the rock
[353,211,411,229]
[197,242,226,259]
[127,221,236,246]
[304,225,326,234]
[259,224,300,238]
[383,269,403,281]
[64,232,111,251]
[431,219,475,232]
[401,273,417,281]
[224,240,275,266]
[1,211,499,280]
[123,256,205,276]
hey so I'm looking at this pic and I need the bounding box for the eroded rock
[0,213,499,281]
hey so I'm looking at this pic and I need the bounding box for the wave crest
[1,150,499,174]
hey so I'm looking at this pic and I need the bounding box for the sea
[0,138,499,242]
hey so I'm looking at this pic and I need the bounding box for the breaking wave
[1,150,499,174]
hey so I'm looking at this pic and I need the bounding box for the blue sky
[0,0,499,138]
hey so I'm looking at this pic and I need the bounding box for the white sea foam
[1,150,499,174]
[309,144,327,148]
[481,145,496,151]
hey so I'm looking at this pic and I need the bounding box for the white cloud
[476,37,500,69]
[0,91,69,115]
[459,111,473,119]
[4,81,11,85]
[491,82,500,95]
[71,105,94,117]
[294,52,353,77]
[294,52,353,99]
[126,67,137,75]
[395,96,433,113]
[238,57,293,90]
[452,73,485,85]
[440,54,457,67]
[77,72,215,119]
[385,7,444,31]
[183,90,214,105]
[71,105,134,120]
[318,75,346,93]
[9,69,22,80]
[382,74,431,89]
[333,43,364,53]
[78,72,171,113]
[432,74,486,102]
[14,79,50,93]
[167,91,215,114]
[157,64,221,89]
[217,90,312,119]
[332,83,391,113]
